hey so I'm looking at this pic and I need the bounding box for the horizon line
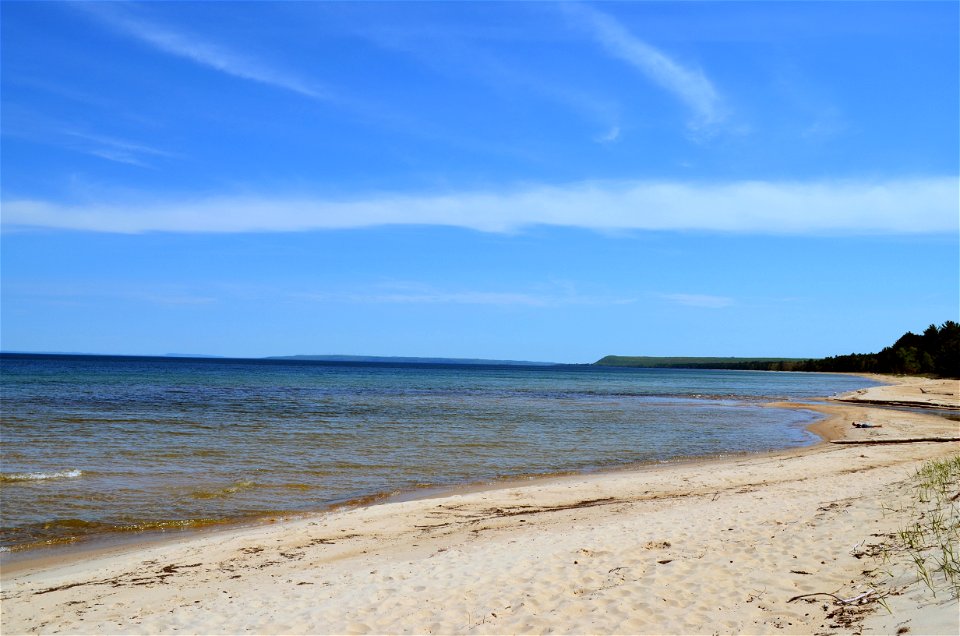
[0,350,827,366]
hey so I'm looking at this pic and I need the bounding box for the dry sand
[1,375,958,635]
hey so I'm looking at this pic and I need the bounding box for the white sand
[2,375,958,635]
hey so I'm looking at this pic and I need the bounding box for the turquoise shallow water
[0,354,878,550]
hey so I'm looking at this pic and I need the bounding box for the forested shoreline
[596,321,960,378]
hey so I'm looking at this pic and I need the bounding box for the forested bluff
[595,321,960,378]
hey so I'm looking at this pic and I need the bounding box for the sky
[1,1,958,363]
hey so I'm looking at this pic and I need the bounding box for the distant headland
[596,321,959,378]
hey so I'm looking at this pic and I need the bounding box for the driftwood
[830,437,960,445]
[787,588,879,605]
[832,398,960,411]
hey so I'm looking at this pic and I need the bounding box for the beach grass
[901,454,960,597]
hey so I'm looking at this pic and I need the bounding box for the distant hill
[265,355,556,366]
[595,356,803,370]
[0,352,554,366]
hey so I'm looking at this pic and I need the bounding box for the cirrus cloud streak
[3,177,956,235]
[77,3,332,102]
[564,3,722,131]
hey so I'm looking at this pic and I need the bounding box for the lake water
[0,354,878,551]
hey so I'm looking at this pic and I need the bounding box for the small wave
[190,480,257,499]
[0,469,82,483]
[276,482,313,491]
[1,517,231,552]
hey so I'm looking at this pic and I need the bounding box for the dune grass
[897,455,960,598]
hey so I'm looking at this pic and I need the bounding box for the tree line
[790,320,959,377]
[595,321,960,378]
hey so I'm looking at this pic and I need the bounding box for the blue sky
[2,1,957,362]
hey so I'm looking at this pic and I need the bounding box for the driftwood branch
[787,592,844,603]
[787,588,878,605]
[830,437,960,445]
[839,589,878,604]
[832,398,960,411]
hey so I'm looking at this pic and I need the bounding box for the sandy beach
[1,375,958,635]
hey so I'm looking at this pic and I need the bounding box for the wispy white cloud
[3,177,955,235]
[594,125,621,144]
[79,4,332,102]
[63,131,174,158]
[359,20,621,142]
[62,130,176,167]
[141,294,217,306]
[0,106,176,168]
[662,293,734,309]
[83,148,149,168]
[75,4,522,156]
[302,290,549,307]
[295,284,634,307]
[6,279,625,309]
[566,3,722,131]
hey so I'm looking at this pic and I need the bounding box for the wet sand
[1,375,958,635]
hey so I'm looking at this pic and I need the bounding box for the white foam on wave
[1,469,83,482]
